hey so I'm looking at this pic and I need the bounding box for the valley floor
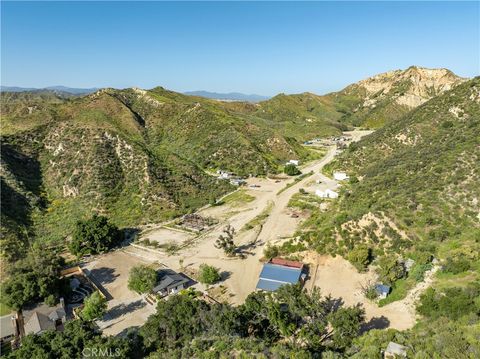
[81,130,430,335]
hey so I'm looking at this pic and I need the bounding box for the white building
[218,170,234,179]
[315,189,339,199]
[333,172,349,181]
[287,159,300,166]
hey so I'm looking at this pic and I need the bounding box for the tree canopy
[197,264,221,285]
[81,292,107,321]
[140,284,366,357]
[69,214,122,257]
[128,265,158,294]
[1,248,66,310]
[284,163,301,176]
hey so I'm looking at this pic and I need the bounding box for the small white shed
[315,189,339,199]
[333,172,349,181]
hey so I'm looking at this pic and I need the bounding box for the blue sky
[1,1,479,95]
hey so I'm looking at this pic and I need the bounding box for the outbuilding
[375,284,391,299]
[333,172,349,181]
[256,259,305,292]
[315,189,339,199]
[152,269,190,297]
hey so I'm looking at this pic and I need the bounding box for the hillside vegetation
[329,66,466,128]
[1,86,339,260]
[305,77,480,290]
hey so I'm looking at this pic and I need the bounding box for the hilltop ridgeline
[0,67,468,261]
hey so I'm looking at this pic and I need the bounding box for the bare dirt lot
[304,253,438,331]
[84,251,157,336]
[142,227,195,246]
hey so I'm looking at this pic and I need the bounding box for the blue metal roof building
[375,284,391,299]
[256,263,303,291]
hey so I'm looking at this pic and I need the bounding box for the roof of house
[24,312,56,335]
[270,258,304,269]
[256,263,303,292]
[385,341,407,356]
[0,315,15,339]
[22,302,66,335]
[375,284,391,295]
[152,269,189,293]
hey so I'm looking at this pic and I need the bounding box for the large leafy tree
[1,248,66,310]
[284,164,301,176]
[328,305,366,349]
[8,320,134,358]
[69,214,122,256]
[140,284,367,356]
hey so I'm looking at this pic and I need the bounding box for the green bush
[198,264,221,285]
[347,245,372,271]
[376,256,406,285]
[81,292,107,321]
[128,265,158,294]
[443,257,471,274]
[264,245,280,260]
[417,285,480,320]
[284,164,301,176]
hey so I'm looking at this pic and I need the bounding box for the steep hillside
[222,92,348,141]
[0,91,236,258]
[108,87,308,175]
[307,77,479,270]
[330,66,467,128]
[1,86,332,260]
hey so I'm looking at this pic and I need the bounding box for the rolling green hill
[306,77,480,286]
[248,92,348,140]
[0,68,470,263]
[0,86,333,260]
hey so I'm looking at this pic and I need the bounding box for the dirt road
[133,130,373,304]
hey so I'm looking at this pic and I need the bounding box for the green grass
[242,201,274,231]
[288,192,323,210]
[0,301,12,316]
[222,190,255,206]
[378,279,410,307]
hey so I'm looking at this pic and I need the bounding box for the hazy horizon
[1,1,479,96]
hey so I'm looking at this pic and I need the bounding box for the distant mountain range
[1,87,269,102]
[183,91,270,102]
[0,86,98,95]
